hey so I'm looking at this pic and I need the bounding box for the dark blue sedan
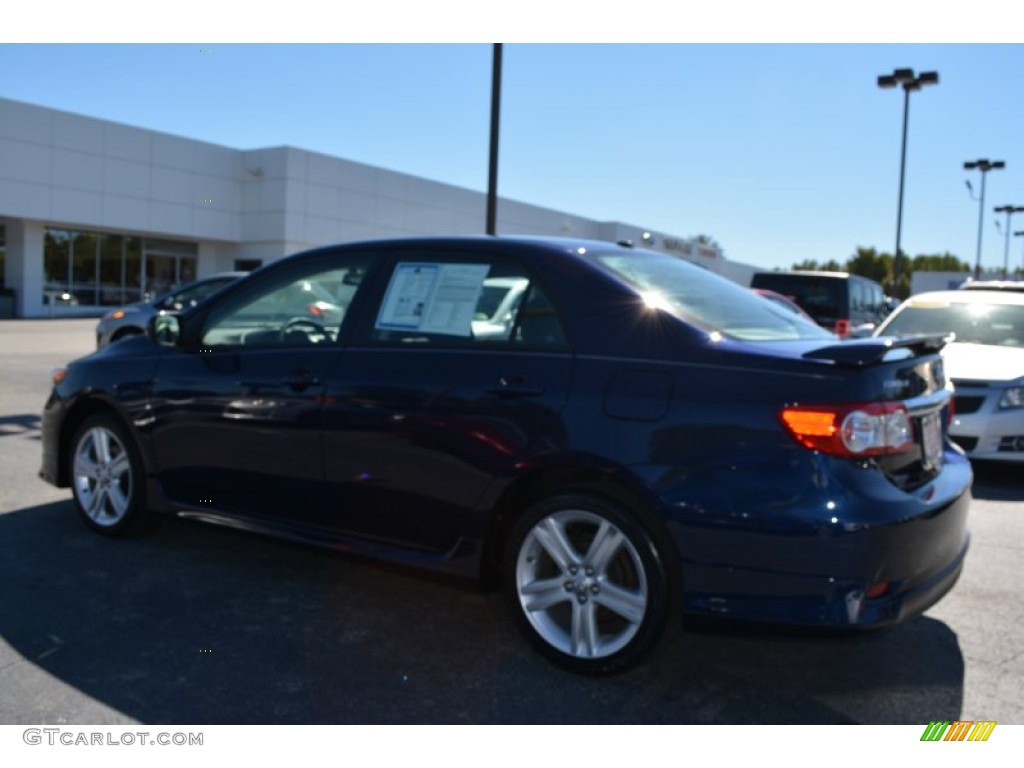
[40,236,971,674]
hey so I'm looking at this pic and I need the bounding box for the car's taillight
[307,303,323,318]
[780,402,913,457]
[834,319,851,337]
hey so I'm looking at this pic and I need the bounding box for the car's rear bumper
[662,448,972,627]
[681,534,968,628]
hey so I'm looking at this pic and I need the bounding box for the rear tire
[504,493,675,675]
[70,414,147,535]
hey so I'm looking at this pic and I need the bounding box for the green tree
[846,247,892,285]
[793,247,972,299]
[790,258,843,272]
[910,253,971,272]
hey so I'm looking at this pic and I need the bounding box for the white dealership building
[0,97,756,318]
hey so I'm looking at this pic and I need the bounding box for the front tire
[70,414,147,535]
[504,493,675,675]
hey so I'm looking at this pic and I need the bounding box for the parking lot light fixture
[1015,230,1024,275]
[994,206,1024,279]
[877,68,939,291]
[965,160,1006,277]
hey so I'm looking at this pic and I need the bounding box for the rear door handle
[282,370,321,392]
[487,376,544,398]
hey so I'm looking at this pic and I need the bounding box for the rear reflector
[780,402,913,457]
[865,581,891,599]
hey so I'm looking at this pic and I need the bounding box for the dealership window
[43,229,72,306]
[43,227,198,307]
[0,225,6,290]
[98,233,125,306]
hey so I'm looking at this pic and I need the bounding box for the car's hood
[942,342,1024,383]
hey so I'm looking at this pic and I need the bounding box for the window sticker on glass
[377,262,491,337]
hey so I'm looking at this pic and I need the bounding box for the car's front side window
[200,259,370,348]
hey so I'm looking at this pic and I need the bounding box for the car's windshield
[880,300,1024,347]
[592,251,832,341]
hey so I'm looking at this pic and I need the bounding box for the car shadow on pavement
[970,461,1024,502]
[1,500,964,725]
[0,414,42,439]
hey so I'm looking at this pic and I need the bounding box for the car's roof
[754,270,853,279]
[301,234,633,254]
[959,279,1024,292]
[201,271,250,280]
[279,235,647,276]
[900,290,1024,306]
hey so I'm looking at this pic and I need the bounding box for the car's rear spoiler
[802,334,950,367]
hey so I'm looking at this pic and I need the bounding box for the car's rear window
[751,274,844,319]
[592,252,832,341]
[880,301,1024,347]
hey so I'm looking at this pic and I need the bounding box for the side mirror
[149,312,181,347]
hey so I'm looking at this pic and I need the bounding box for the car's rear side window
[752,274,845,320]
[360,256,568,350]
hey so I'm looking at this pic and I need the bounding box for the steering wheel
[282,317,330,344]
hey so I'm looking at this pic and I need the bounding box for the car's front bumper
[39,387,68,487]
[951,383,1024,462]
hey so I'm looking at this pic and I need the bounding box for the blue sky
[3,9,1023,272]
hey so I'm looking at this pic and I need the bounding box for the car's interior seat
[514,288,566,348]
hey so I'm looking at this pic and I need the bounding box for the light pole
[877,68,938,294]
[1016,230,1024,277]
[994,206,1024,279]
[964,159,1005,277]
[486,43,502,236]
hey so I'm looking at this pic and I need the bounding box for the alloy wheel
[515,508,650,660]
[73,425,134,528]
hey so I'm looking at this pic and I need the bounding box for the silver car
[874,289,1024,462]
[96,272,247,348]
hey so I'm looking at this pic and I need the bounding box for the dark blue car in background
[40,236,971,674]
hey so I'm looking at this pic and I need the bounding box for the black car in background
[95,272,247,348]
[750,270,888,337]
[41,237,971,674]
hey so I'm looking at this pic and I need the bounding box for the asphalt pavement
[1,319,1021,724]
